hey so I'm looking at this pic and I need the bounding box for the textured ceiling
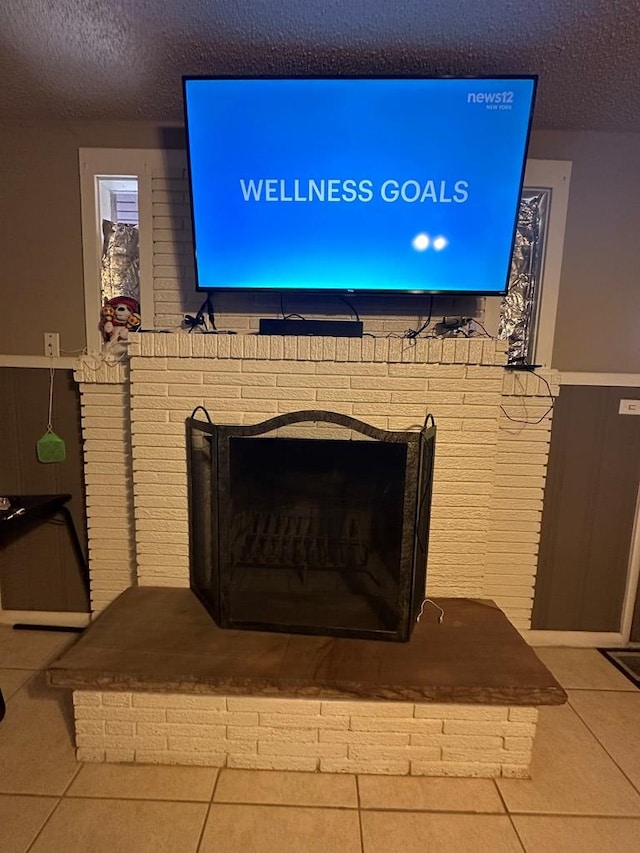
[1,0,639,131]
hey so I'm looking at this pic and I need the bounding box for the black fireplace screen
[187,410,435,642]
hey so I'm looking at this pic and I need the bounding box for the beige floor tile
[0,668,34,701]
[29,797,207,853]
[497,703,640,815]
[199,803,362,853]
[361,811,522,853]
[0,672,80,795]
[534,648,636,691]
[358,774,504,812]
[513,815,640,852]
[569,690,640,793]
[0,795,59,853]
[0,627,78,670]
[214,768,358,807]
[67,763,218,801]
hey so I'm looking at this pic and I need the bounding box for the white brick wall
[74,360,136,613]
[126,335,510,597]
[73,690,537,778]
[75,333,557,624]
[485,370,559,629]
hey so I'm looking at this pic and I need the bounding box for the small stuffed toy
[99,296,141,344]
[99,303,115,343]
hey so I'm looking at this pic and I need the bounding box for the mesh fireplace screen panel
[220,437,407,634]
[187,420,216,602]
[187,412,435,641]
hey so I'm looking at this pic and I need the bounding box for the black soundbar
[258,319,363,338]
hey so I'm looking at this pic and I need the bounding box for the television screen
[183,76,536,295]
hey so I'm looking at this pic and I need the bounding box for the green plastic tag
[37,431,66,463]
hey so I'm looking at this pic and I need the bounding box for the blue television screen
[183,76,536,295]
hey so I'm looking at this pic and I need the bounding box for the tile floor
[1,629,640,852]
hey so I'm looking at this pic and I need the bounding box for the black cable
[184,312,205,333]
[470,318,492,337]
[500,371,555,425]
[404,296,434,340]
[339,295,360,322]
[280,292,307,321]
[205,295,217,331]
[185,296,216,333]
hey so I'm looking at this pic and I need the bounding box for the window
[79,150,154,353]
[97,178,140,320]
[484,159,572,369]
[99,179,139,225]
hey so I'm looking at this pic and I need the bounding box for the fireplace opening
[187,411,435,642]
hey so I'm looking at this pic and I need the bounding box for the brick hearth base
[49,589,566,778]
[71,690,540,778]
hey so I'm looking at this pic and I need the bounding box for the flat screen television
[183,76,537,296]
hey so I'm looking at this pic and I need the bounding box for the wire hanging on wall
[36,358,67,463]
[184,295,217,332]
[500,370,555,425]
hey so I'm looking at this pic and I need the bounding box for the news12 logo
[467,90,515,110]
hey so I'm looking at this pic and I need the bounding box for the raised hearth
[49,588,565,704]
[48,588,566,776]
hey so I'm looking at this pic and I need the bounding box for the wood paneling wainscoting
[533,385,640,633]
[0,367,89,613]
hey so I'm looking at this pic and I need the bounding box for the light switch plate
[43,332,60,358]
[619,399,640,415]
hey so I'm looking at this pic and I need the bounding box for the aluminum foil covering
[498,191,550,364]
[100,220,140,303]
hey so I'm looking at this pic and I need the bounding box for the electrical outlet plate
[619,399,640,415]
[44,332,60,358]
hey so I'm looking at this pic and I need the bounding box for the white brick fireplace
[75,332,556,629]
[70,331,558,776]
